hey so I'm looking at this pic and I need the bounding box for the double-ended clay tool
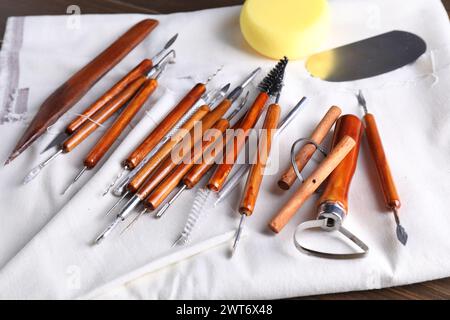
[102,66,227,198]
[356,91,407,245]
[61,51,175,195]
[290,115,368,258]
[23,49,176,185]
[5,19,159,165]
[95,68,261,244]
[41,34,178,154]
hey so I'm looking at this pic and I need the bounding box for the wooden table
[1,0,449,300]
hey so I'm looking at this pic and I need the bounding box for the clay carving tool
[23,51,174,184]
[5,19,159,165]
[232,92,282,256]
[292,115,369,258]
[214,96,307,208]
[207,57,288,193]
[94,84,251,244]
[41,34,178,154]
[102,67,225,198]
[104,68,260,214]
[61,54,173,195]
[356,90,407,245]
[306,30,426,82]
[268,134,356,234]
[103,84,230,214]
[277,105,341,190]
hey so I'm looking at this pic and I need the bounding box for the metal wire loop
[290,138,328,183]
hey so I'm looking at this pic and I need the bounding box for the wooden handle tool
[278,106,342,190]
[124,83,207,170]
[207,92,269,192]
[268,135,356,233]
[356,90,407,245]
[6,19,158,165]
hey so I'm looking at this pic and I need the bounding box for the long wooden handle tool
[277,105,341,190]
[356,91,407,245]
[6,19,159,164]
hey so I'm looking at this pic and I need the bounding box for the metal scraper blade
[40,131,68,154]
[306,30,427,82]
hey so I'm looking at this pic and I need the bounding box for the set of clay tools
[4,18,412,261]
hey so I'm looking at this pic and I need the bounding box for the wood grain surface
[1,0,449,300]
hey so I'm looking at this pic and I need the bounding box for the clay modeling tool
[5,19,159,165]
[232,93,282,256]
[61,54,173,195]
[277,105,341,190]
[306,30,427,82]
[102,67,225,198]
[94,84,251,244]
[268,134,356,234]
[356,90,407,245]
[41,34,178,154]
[23,51,174,184]
[214,96,307,208]
[104,68,260,215]
[292,115,368,258]
[208,57,288,193]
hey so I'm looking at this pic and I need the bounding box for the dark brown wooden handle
[278,106,342,190]
[317,115,363,212]
[83,78,157,169]
[61,76,146,153]
[145,119,230,210]
[66,59,153,134]
[207,92,269,192]
[363,113,401,209]
[240,104,281,216]
[124,83,206,169]
[183,115,246,189]
[7,19,158,164]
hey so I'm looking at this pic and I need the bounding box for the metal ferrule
[317,201,347,232]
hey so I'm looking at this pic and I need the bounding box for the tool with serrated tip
[356,90,408,245]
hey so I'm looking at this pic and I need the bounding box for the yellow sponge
[240,0,330,60]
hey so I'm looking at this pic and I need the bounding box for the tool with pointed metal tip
[120,207,148,235]
[61,53,173,195]
[41,34,178,154]
[175,95,305,247]
[232,78,284,257]
[101,85,228,220]
[152,92,250,220]
[214,96,307,207]
[357,90,408,245]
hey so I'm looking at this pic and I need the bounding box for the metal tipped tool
[357,90,408,245]
[155,185,187,219]
[151,34,179,63]
[120,208,148,235]
[102,166,128,197]
[105,191,129,216]
[231,214,246,257]
[62,166,87,195]
[204,65,224,86]
[23,149,63,184]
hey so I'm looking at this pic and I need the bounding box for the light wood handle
[83,78,157,169]
[278,105,341,190]
[145,119,229,209]
[268,135,356,233]
[66,59,153,134]
[363,113,400,209]
[124,83,206,169]
[317,115,363,212]
[240,104,280,216]
[207,92,269,192]
[62,76,146,153]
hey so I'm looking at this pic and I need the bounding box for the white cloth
[0,0,449,299]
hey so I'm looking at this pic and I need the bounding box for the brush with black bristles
[206,56,288,194]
